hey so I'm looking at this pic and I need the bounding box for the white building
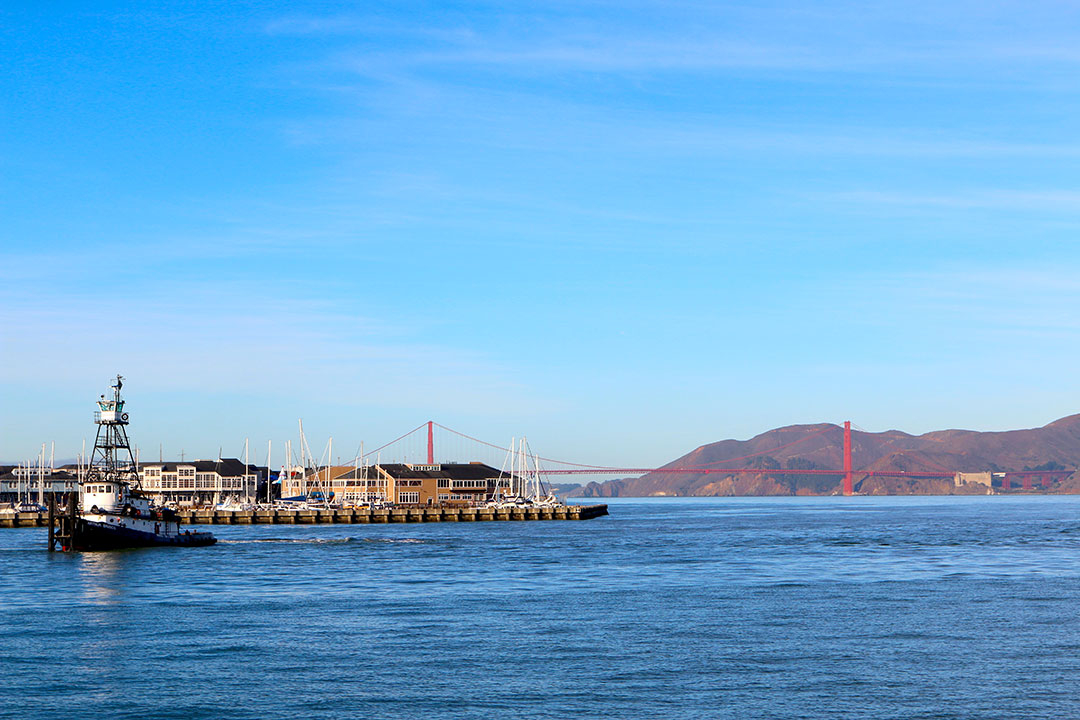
[138,459,261,506]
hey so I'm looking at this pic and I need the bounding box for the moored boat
[49,376,215,551]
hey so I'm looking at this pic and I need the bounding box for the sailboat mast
[519,437,526,498]
[267,439,272,504]
[298,420,307,498]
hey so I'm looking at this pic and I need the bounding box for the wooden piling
[47,494,55,551]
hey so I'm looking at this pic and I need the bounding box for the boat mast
[535,450,543,500]
[518,437,527,498]
[266,439,272,504]
[298,420,308,499]
[38,443,45,507]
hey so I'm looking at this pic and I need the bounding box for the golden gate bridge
[356,421,1073,495]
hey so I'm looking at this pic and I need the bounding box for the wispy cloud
[823,189,1080,213]
[264,3,1080,79]
[264,15,372,36]
[371,40,824,73]
[849,263,1080,342]
[0,242,550,417]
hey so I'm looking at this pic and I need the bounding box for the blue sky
[3,1,1080,469]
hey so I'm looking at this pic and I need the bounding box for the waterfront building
[1,459,262,506]
[138,459,262,506]
[281,462,504,506]
[0,466,80,504]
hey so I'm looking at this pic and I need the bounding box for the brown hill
[573,415,1080,497]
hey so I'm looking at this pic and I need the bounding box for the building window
[452,479,489,489]
[397,491,419,504]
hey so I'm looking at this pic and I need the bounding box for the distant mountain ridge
[572,414,1080,497]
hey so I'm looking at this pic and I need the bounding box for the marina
[6,376,607,549]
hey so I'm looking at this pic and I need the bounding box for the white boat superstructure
[81,476,184,539]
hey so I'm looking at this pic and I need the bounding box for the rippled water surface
[3,496,1080,719]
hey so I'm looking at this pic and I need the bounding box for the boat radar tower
[84,374,140,491]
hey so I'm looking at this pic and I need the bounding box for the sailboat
[487,437,560,508]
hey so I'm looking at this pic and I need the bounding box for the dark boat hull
[72,520,216,551]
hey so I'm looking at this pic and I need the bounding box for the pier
[0,504,609,528]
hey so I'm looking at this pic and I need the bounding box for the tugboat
[48,375,215,551]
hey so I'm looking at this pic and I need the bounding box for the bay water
[2,496,1079,719]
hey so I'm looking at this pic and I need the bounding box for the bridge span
[355,421,1074,496]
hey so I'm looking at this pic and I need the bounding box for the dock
[1,504,609,528]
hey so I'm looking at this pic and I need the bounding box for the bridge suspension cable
[350,419,1074,485]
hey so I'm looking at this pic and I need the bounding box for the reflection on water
[66,552,142,705]
[77,551,130,606]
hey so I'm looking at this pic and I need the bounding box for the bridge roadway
[0,504,610,528]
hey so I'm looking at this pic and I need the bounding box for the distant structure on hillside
[954,472,993,488]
